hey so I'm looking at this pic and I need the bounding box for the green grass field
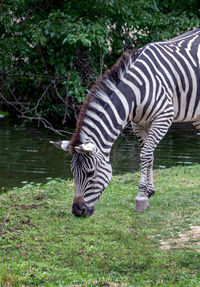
[0,165,200,286]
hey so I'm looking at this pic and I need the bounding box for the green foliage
[0,0,199,125]
[0,165,200,285]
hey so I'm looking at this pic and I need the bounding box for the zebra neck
[79,89,136,158]
[79,120,122,159]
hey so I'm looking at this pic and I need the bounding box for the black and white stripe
[70,28,200,210]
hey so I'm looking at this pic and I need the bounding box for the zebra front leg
[134,123,150,198]
[134,124,152,211]
[135,109,174,212]
[135,145,153,212]
[138,151,155,198]
[146,156,155,198]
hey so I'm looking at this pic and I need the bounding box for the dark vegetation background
[0,0,199,132]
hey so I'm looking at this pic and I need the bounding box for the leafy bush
[0,0,199,129]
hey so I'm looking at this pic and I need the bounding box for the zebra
[51,28,200,216]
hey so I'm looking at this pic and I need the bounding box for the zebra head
[50,140,112,217]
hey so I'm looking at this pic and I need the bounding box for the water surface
[1,119,200,192]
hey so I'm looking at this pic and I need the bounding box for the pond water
[1,118,200,192]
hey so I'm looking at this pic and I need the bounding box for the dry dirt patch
[160,225,200,251]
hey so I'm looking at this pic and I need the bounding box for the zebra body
[51,28,200,216]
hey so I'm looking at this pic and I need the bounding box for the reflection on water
[1,119,200,191]
[112,128,200,175]
[0,120,73,192]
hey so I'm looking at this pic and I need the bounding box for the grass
[0,165,200,286]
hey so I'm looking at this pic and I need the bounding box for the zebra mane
[69,49,140,154]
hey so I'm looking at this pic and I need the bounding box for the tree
[0,0,199,133]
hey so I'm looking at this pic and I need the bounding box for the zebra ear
[75,142,97,155]
[49,140,70,151]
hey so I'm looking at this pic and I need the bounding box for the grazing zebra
[51,28,200,216]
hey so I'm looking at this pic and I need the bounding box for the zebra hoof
[135,196,149,212]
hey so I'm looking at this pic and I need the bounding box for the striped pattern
[70,28,200,209]
[71,152,112,207]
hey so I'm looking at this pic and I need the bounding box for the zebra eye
[87,170,95,178]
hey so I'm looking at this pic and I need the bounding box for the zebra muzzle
[72,201,94,217]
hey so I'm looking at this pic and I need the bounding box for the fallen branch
[0,207,13,227]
